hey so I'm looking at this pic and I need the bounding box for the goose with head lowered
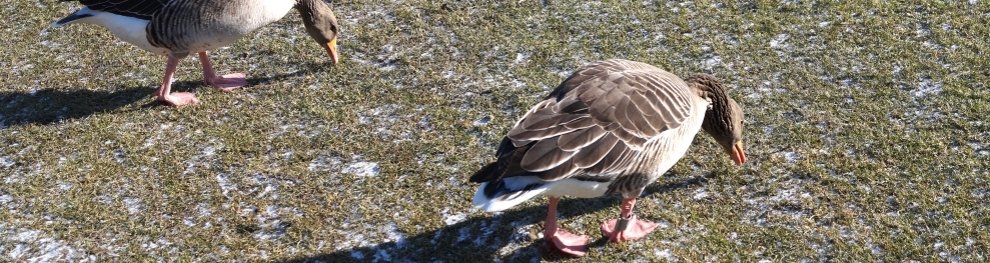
[471,59,747,257]
[52,0,340,107]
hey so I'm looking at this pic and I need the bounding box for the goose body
[470,59,747,257]
[472,72,710,211]
[144,0,298,56]
[53,0,340,106]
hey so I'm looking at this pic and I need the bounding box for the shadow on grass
[0,63,327,128]
[278,174,713,263]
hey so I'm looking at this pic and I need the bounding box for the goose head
[297,0,341,64]
[689,74,748,166]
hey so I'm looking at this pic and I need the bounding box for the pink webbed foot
[204,73,248,91]
[601,215,659,242]
[157,92,200,107]
[546,228,590,257]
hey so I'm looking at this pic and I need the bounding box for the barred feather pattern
[146,0,296,56]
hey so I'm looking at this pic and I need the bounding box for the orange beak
[731,141,747,165]
[325,38,339,64]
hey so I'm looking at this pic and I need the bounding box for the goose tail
[52,8,94,28]
[472,173,549,212]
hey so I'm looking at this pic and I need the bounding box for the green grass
[2,0,989,262]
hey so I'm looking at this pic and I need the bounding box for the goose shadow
[0,62,327,128]
[277,173,714,263]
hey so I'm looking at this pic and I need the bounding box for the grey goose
[471,59,747,257]
[53,0,340,107]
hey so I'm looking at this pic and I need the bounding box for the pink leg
[198,52,247,91]
[156,55,200,107]
[601,198,658,242]
[544,196,589,257]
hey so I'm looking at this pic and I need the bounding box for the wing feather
[76,0,167,20]
[490,59,696,181]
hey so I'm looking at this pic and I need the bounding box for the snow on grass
[0,156,14,168]
[215,173,237,198]
[513,52,530,65]
[782,151,800,163]
[253,205,292,241]
[0,194,11,207]
[769,33,790,49]
[654,248,676,262]
[473,115,491,127]
[1,224,94,262]
[307,154,343,172]
[122,197,144,215]
[494,222,537,259]
[343,158,381,177]
[441,208,468,225]
[913,76,942,98]
[692,187,709,200]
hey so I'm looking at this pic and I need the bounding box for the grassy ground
[2,0,989,262]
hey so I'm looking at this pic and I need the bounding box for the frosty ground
[1,1,988,262]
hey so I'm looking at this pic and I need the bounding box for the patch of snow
[913,77,942,97]
[867,240,884,255]
[0,194,12,206]
[123,197,144,215]
[473,116,491,126]
[511,79,526,88]
[350,250,365,260]
[704,55,722,69]
[202,146,216,157]
[1,225,94,262]
[456,226,471,243]
[654,248,676,261]
[382,222,406,247]
[197,203,212,218]
[215,173,236,197]
[94,194,112,205]
[495,223,536,258]
[692,188,709,200]
[0,156,14,167]
[358,115,373,125]
[441,208,467,225]
[308,155,343,172]
[253,205,289,241]
[418,116,433,132]
[112,149,126,163]
[140,237,171,251]
[343,160,380,177]
[769,33,790,49]
[916,25,931,37]
[783,151,800,163]
[442,70,456,78]
[513,52,529,64]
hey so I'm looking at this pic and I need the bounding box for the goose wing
[72,0,168,20]
[475,59,697,182]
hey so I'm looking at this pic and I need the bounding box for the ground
[1,1,988,262]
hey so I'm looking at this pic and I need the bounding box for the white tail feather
[472,182,548,212]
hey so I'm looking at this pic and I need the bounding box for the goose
[52,0,340,107]
[470,59,747,257]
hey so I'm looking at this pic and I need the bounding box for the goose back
[74,0,167,20]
